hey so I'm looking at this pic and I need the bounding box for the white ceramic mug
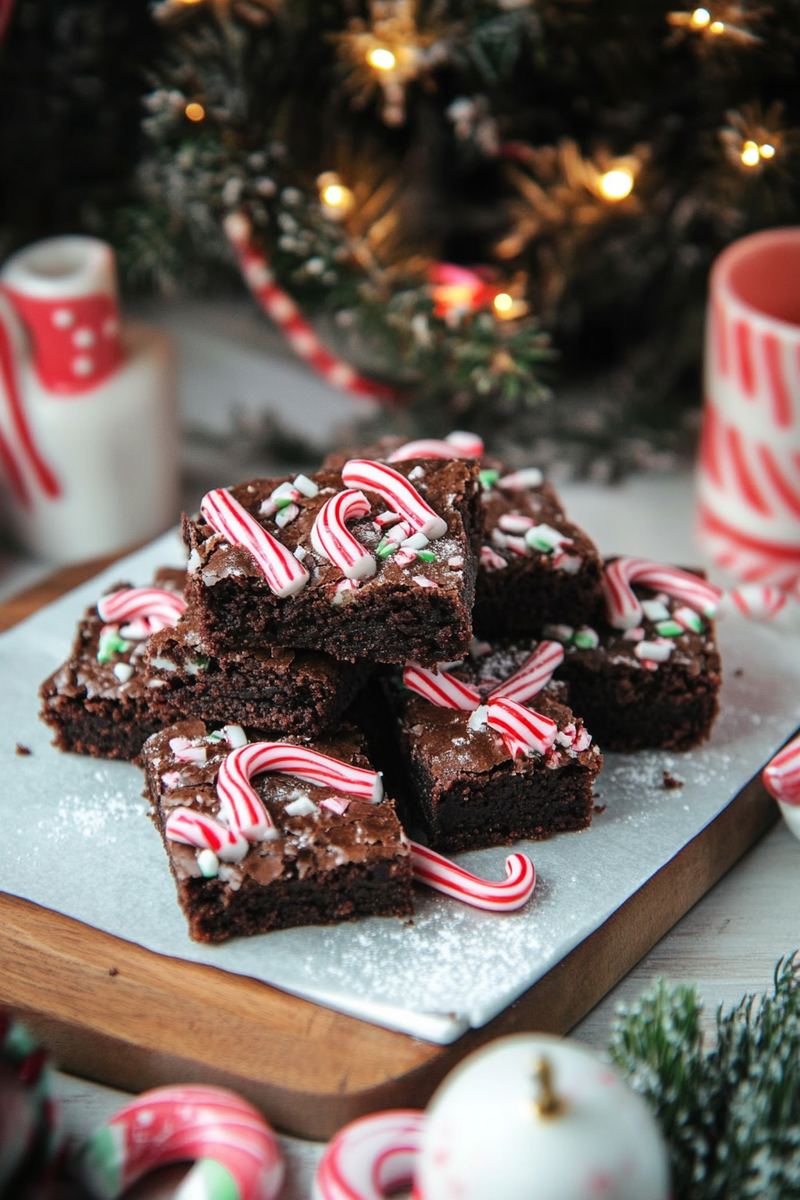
[697,228,800,588]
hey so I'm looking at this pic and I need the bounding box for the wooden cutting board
[0,560,779,1140]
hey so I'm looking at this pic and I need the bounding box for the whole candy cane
[314,1110,426,1200]
[201,487,309,599]
[97,587,185,632]
[342,460,447,540]
[165,808,251,863]
[403,662,481,710]
[487,640,564,705]
[75,1083,285,1200]
[411,841,536,911]
[310,489,377,579]
[486,697,558,758]
[604,557,722,630]
[387,431,484,463]
[218,742,383,843]
[763,732,800,807]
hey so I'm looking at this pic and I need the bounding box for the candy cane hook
[311,488,376,579]
[411,842,536,911]
[603,557,722,631]
[97,587,185,632]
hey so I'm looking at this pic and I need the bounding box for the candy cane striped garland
[342,460,448,540]
[225,212,399,403]
[202,487,309,598]
[762,732,800,808]
[165,809,251,863]
[410,841,536,911]
[403,662,481,710]
[486,697,558,758]
[603,557,722,630]
[487,640,564,705]
[97,587,185,633]
[387,431,484,463]
[218,742,384,842]
[76,1084,285,1200]
[310,488,377,579]
[314,1110,425,1200]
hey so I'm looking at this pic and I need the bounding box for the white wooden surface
[2,298,797,1194]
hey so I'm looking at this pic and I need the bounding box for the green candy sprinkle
[377,539,398,558]
[186,655,210,674]
[417,550,436,562]
[97,628,131,664]
[655,620,684,637]
[479,469,500,489]
[274,495,295,509]
[571,626,599,649]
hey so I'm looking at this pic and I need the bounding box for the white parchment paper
[2,530,799,1044]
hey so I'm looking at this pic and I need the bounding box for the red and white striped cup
[697,228,800,588]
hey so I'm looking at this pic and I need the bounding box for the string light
[709,19,725,32]
[493,293,514,313]
[317,172,354,219]
[599,168,634,201]
[740,140,760,166]
[691,7,710,24]
[367,47,397,71]
[185,101,205,122]
[760,142,776,158]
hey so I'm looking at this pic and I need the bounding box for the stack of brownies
[40,434,722,943]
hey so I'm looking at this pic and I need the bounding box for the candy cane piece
[387,431,484,463]
[486,697,558,758]
[342,460,447,540]
[410,841,536,911]
[165,808,251,863]
[604,557,722,630]
[202,487,309,599]
[497,466,544,489]
[403,662,481,710]
[97,587,185,633]
[720,584,789,622]
[218,742,383,843]
[310,489,376,580]
[763,732,800,808]
[314,1110,426,1200]
[76,1084,284,1200]
[487,640,564,704]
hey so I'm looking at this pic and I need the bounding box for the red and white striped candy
[165,808,250,862]
[721,584,789,621]
[201,487,309,598]
[310,488,376,579]
[77,1084,284,1200]
[487,640,564,704]
[387,430,484,463]
[763,732,800,808]
[218,742,383,843]
[341,460,447,540]
[96,587,185,633]
[410,841,536,911]
[403,662,481,710]
[603,557,722,630]
[314,1110,425,1200]
[480,545,507,570]
[486,698,558,758]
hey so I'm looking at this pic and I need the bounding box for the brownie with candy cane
[182,458,482,666]
[39,568,186,762]
[141,719,413,942]
[145,611,371,736]
[383,638,602,853]
[551,557,723,752]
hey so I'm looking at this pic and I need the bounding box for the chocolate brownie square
[182,459,482,665]
[142,719,413,943]
[145,609,371,736]
[385,640,602,853]
[39,569,185,762]
[550,568,722,751]
[472,469,604,637]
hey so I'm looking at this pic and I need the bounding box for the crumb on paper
[662,770,684,790]
[734,668,744,677]
[108,966,119,977]
[15,743,31,756]
[593,804,607,815]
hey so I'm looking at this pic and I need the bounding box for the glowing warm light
[740,140,760,166]
[179,0,204,5]
[368,47,397,71]
[493,293,514,314]
[760,143,776,159]
[323,185,347,207]
[709,19,725,32]
[599,169,634,201]
[185,102,205,122]
[690,7,711,25]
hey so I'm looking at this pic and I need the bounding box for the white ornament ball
[416,1034,670,1200]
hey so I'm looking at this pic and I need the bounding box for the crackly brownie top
[144,719,410,890]
[478,471,602,577]
[548,581,720,678]
[393,638,599,782]
[184,460,478,601]
[41,571,185,704]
